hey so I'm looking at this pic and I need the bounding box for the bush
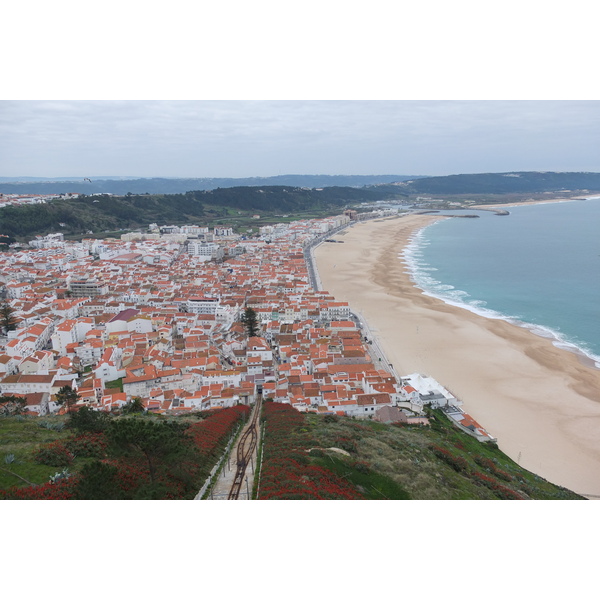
[309,448,325,458]
[34,442,74,467]
[75,461,123,500]
[38,420,65,431]
[470,471,523,499]
[65,433,108,459]
[0,477,77,500]
[66,406,110,433]
[335,436,358,454]
[430,445,469,473]
[474,455,513,482]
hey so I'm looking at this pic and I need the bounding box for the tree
[241,306,259,338]
[66,405,110,432]
[0,395,26,416]
[122,397,145,414]
[55,385,79,414]
[0,302,17,333]
[74,460,123,500]
[106,418,189,485]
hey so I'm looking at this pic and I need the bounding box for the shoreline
[472,193,600,210]
[401,218,600,371]
[314,214,600,497]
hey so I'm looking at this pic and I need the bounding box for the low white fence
[194,424,241,500]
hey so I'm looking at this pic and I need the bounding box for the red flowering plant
[64,432,108,459]
[473,455,513,482]
[34,441,74,468]
[470,471,524,500]
[429,444,523,500]
[429,444,469,473]
[187,405,250,458]
[258,402,363,500]
[4,407,252,501]
[1,476,78,500]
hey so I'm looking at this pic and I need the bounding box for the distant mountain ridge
[395,171,600,195]
[0,174,422,195]
[3,171,600,196]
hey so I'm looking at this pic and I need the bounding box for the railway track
[228,396,262,500]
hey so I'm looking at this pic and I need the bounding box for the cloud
[1,100,599,177]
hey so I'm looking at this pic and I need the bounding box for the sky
[3,3,599,180]
[2,100,600,179]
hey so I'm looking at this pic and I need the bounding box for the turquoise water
[401,198,600,366]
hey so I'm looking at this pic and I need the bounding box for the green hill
[1,185,406,241]
[1,406,584,499]
[396,171,600,195]
[283,408,583,500]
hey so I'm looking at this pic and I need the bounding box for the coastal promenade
[304,215,402,382]
[313,214,600,497]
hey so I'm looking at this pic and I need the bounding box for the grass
[0,415,76,489]
[304,411,584,500]
[105,378,123,392]
[310,452,410,499]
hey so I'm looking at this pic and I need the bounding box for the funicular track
[228,395,262,500]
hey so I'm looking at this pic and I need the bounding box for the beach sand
[314,214,600,497]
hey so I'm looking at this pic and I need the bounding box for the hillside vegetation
[0,407,249,500]
[395,171,600,195]
[260,404,584,500]
[1,185,404,241]
[1,404,584,499]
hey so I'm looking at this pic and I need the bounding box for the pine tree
[241,306,259,338]
[55,385,80,414]
[0,302,17,333]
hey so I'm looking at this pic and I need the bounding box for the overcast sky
[1,100,599,179]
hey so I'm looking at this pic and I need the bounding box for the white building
[188,241,224,261]
[187,297,220,315]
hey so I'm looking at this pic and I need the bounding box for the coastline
[472,193,599,210]
[402,219,600,370]
[314,214,600,497]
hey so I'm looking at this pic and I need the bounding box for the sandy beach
[314,214,600,497]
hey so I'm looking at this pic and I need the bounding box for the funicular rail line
[228,396,261,500]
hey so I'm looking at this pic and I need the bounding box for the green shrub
[34,442,74,467]
[38,420,65,431]
[66,406,110,433]
[430,445,469,473]
[65,433,108,459]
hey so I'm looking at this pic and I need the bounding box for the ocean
[401,197,600,367]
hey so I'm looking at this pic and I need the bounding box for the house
[0,373,57,396]
[350,392,393,417]
[20,392,50,416]
[374,405,408,424]
[18,350,55,374]
[0,355,20,377]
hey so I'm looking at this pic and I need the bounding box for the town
[0,204,494,443]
